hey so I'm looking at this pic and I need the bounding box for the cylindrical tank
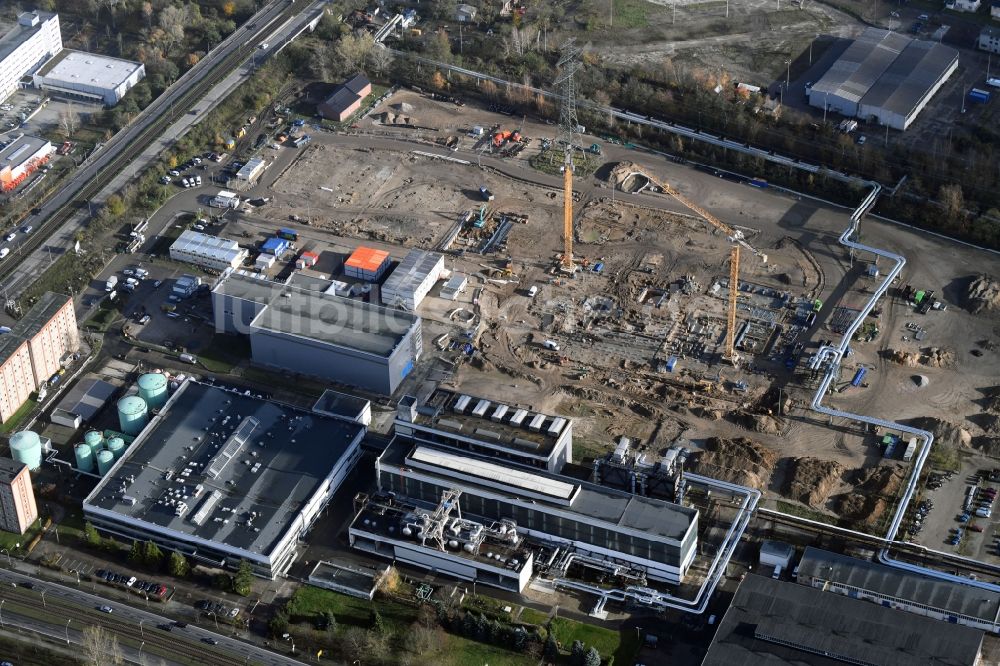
[9,431,42,471]
[96,450,115,476]
[137,373,169,409]
[84,430,104,456]
[107,437,125,460]
[117,396,148,436]
[74,443,95,473]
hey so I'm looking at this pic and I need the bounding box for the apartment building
[0,292,79,422]
[0,459,38,535]
[0,11,62,103]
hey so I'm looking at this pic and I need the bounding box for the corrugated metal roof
[810,28,910,104]
[704,574,984,666]
[858,38,958,117]
[798,547,1000,624]
[380,249,443,303]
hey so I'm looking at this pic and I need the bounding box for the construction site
[209,53,1000,552]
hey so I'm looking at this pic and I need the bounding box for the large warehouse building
[703,574,984,665]
[83,380,367,578]
[212,272,422,394]
[0,11,62,104]
[0,135,54,193]
[353,437,698,590]
[32,49,145,106]
[380,249,444,310]
[807,27,958,130]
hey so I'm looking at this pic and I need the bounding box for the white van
[527,285,539,298]
[543,340,560,351]
[772,565,782,579]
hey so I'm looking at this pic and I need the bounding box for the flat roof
[36,49,143,90]
[0,11,56,65]
[84,381,365,558]
[406,388,568,458]
[236,157,265,180]
[810,28,910,104]
[345,246,390,273]
[0,292,70,365]
[381,249,443,301]
[0,135,51,171]
[171,230,244,263]
[0,458,27,484]
[312,389,370,421]
[386,440,697,543]
[858,38,958,117]
[53,377,117,422]
[797,547,1000,624]
[703,574,984,665]
[410,446,577,500]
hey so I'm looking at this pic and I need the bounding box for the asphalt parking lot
[913,454,1000,564]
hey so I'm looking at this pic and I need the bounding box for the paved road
[0,0,311,301]
[0,567,309,665]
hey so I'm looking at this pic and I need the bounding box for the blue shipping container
[592,262,604,273]
[968,88,991,103]
[851,366,867,387]
[666,356,678,372]
[750,177,769,188]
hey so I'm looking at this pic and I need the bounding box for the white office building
[32,49,145,106]
[169,230,247,271]
[0,11,62,104]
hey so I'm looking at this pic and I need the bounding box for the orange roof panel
[345,246,390,272]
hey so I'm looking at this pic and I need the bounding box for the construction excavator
[613,163,767,363]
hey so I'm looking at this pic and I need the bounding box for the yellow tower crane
[562,150,575,271]
[634,170,766,363]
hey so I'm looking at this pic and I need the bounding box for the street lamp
[138,640,144,664]
[1,548,12,566]
[785,59,791,91]
[40,589,47,608]
[1,599,5,628]
[139,619,144,638]
[65,619,71,645]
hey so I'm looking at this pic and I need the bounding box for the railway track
[0,0,308,298]
[0,591,257,665]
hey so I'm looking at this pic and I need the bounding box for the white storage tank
[9,430,42,471]
[74,443,95,472]
[84,430,104,456]
[117,396,148,436]
[137,372,168,409]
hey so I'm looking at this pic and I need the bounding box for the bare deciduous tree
[82,625,124,666]
[58,104,80,139]
[158,5,188,50]
[336,32,375,71]
[368,45,393,78]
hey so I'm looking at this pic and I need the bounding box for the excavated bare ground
[784,457,845,508]
[686,436,778,491]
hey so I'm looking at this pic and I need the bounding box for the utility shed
[703,574,984,665]
[380,249,444,310]
[758,540,794,569]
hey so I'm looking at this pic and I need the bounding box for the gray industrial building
[354,436,699,589]
[380,249,444,310]
[395,389,573,473]
[32,49,144,106]
[82,381,366,578]
[702,574,984,665]
[796,547,1000,634]
[807,28,958,130]
[212,272,422,395]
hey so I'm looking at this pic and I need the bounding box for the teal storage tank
[96,450,115,476]
[9,431,42,471]
[74,443,95,473]
[117,396,148,436]
[107,437,125,460]
[137,373,168,409]
[84,430,104,456]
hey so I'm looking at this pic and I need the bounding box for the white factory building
[0,11,62,104]
[33,49,145,106]
[807,28,958,130]
[380,249,445,310]
[169,230,248,271]
[0,134,53,194]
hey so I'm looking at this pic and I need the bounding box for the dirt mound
[377,111,415,125]
[903,417,972,449]
[980,414,1000,435]
[855,464,905,497]
[887,348,920,366]
[686,437,778,491]
[730,410,783,434]
[886,347,954,367]
[982,387,1000,413]
[785,457,845,508]
[965,275,1000,313]
[835,493,888,527]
